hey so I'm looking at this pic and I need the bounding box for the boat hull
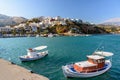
[62,60,111,78]
[19,52,48,62]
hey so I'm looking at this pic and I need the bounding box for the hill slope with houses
[0,15,109,37]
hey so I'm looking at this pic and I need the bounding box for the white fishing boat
[48,33,54,37]
[36,34,40,37]
[62,51,113,78]
[19,46,48,62]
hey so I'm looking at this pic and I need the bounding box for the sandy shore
[0,59,49,80]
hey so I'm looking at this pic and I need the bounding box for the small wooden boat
[62,51,113,78]
[19,46,48,62]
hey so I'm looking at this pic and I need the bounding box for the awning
[33,46,47,50]
[93,51,113,57]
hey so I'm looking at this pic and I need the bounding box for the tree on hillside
[37,27,41,34]
[32,18,40,23]
[19,27,25,35]
[65,20,74,26]
[56,26,69,33]
[12,29,17,36]
[41,29,49,34]
[111,27,116,32]
[47,26,57,34]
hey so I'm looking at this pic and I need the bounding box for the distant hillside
[0,14,27,27]
[101,18,120,26]
[97,21,120,34]
[0,14,108,34]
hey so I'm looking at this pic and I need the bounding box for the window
[98,60,100,63]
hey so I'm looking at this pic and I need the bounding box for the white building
[55,16,61,21]
[14,23,26,29]
[0,26,12,32]
[39,22,50,29]
[29,23,38,32]
[60,21,67,25]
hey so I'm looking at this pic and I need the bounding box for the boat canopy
[87,55,104,60]
[33,46,47,50]
[93,51,113,57]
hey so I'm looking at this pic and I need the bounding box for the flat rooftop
[75,61,97,67]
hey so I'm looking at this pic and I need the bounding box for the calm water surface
[0,34,120,80]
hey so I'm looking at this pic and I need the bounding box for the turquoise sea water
[0,35,120,80]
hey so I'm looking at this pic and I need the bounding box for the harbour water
[0,34,120,80]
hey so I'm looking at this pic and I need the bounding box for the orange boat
[62,51,113,78]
